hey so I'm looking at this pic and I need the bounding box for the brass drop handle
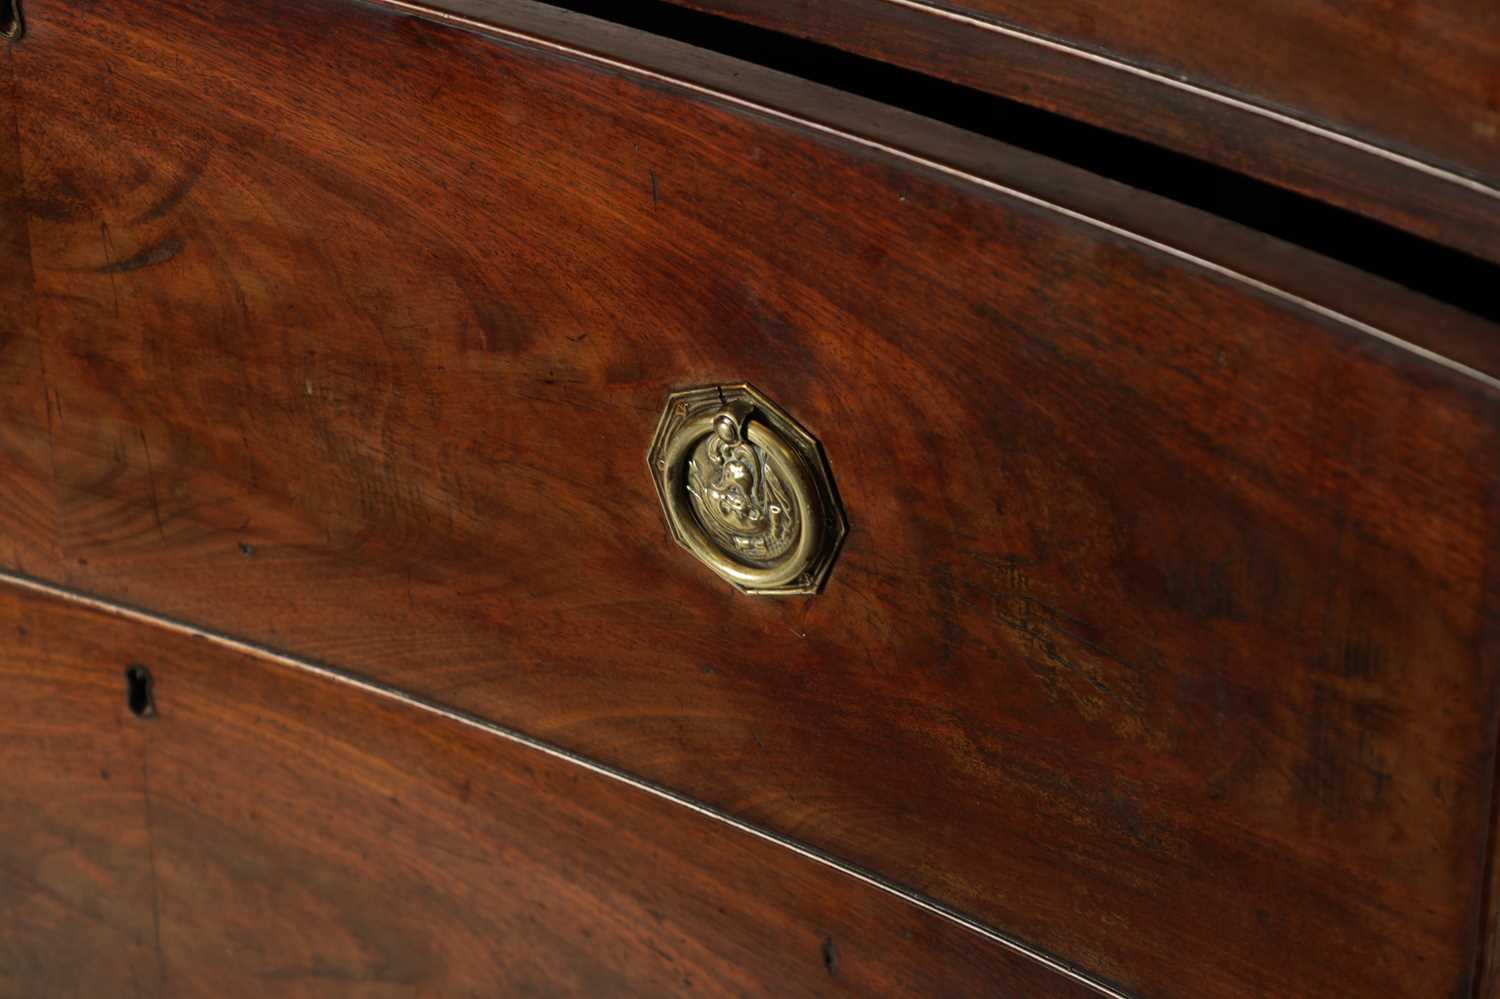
[2,0,22,41]
[648,385,846,595]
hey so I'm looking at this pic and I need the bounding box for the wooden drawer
[649,0,1500,265]
[917,0,1500,182]
[4,0,1500,995]
[0,584,1094,996]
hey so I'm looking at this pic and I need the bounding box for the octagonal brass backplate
[648,384,845,596]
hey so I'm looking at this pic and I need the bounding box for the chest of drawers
[3,1,1498,995]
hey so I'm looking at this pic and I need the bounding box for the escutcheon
[648,385,845,595]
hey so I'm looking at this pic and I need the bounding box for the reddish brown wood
[0,583,1097,996]
[0,47,52,577]
[1479,570,1500,999]
[0,597,159,997]
[663,0,1500,265]
[6,0,1500,995]
[1482,788,1500,999]
[359,0,1500,378]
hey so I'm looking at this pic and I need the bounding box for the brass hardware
[2,0,21,41]
[648,385,845,595]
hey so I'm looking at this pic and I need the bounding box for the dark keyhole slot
[125,665,155,719]
[2,0,22,41]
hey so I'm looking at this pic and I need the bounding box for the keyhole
[125,665,156,719]
[2,0,22,41]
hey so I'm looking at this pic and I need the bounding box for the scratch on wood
[36,344,60,518]
[142,745,168,990]
[99,222,120,317]
[139,427,166,541]
[649,170,659,207]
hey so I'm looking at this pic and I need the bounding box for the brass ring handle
[648,385,846,596]
[2,0,22,41]
[659,406,823,591]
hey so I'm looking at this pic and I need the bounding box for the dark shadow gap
[545,0,1499,325]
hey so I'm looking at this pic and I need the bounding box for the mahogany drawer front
[657,0,1500,265]
[5,0,1500,996]
[0,584,1100,997]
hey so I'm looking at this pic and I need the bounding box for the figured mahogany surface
[0,583,1100,996]
[662,0,1500,265]
[5,0,1500,995]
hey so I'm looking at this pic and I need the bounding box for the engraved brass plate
[648,385,845,595]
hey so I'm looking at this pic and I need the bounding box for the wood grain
[0,595,159,998]
[6,0,1500,995]
[0,582,1100,997]
[662,0,1500,265]
[0,45,53,578]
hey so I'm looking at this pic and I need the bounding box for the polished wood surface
[6,0,1500,995]
[662,0,1500,265]
[0,583,1099,996]
[0,597,158,997]
[0,46,49,579]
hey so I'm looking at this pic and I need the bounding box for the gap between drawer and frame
[0,568,1133,999]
